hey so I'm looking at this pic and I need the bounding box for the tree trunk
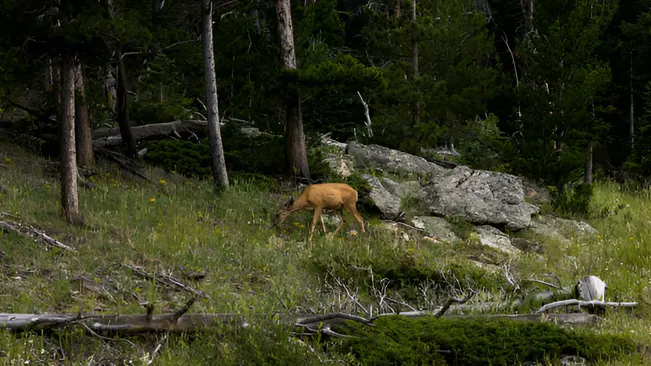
[630,51,634,150]
[276,0,311,180]
[45,59,53,93]
[74,59,94,167]
[60,53,80,224]
[202,0,229,191]
[584,140,594,184]
[392,0,401,18]
[526,0,534,31]
[116,52,138,158]
[412,1,420,130]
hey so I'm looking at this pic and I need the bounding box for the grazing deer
[276,183,365,244]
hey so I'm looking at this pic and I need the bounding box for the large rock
[362,174,402,218]
[422,166,534,230]
[380,177,422,199]
[348,141,445,176]
[323,154,353,178]
[411,216,459,242]
[528,215,597,243]
[475,225,521,255]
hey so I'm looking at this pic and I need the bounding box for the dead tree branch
[356,91,373,138]
[435,290,478,318]
[0,213,76,252]
[124,264,208,299]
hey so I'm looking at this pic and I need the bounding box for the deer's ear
[284,197,294,207]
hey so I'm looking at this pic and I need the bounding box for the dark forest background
[2,0,651,191]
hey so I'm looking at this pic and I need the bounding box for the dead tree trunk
[116,53,138,158]
[584,140,594,184]
[630,50,634,150]
[74,59,94,166]
[60,53,80,224]
[201,0,229,191]
[411,1,420,131]
[276,0,311,180]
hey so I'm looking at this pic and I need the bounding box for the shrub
[333,316,637,366]
[551,182,594,217]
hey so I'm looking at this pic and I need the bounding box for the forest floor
[1,138,650,365]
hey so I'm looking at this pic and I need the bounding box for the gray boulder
[362,174,402,218]
[422,166,533,230]
[347,141,444,176]
[380,177,422,199]
[411,216,460,242]
[475,225,521,255]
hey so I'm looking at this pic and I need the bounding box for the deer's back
[304,183,358,207]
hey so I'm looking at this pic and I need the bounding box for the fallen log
[535,300,638,314]
[91,119,271,148]
[92,120,209,147]
[0,309,602,335]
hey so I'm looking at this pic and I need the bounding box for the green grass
[1,139,650,365]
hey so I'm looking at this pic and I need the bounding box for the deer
[275,183,366,244]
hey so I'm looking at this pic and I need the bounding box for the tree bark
[584,140,594,184]
[276,0,311,180]
[60,53,80,224]
[630,50,634,150]
[412,1,420,130]
[116,52,138,158]
[74,59,94,166]
[52,58,62,122]
[202,0,229,190]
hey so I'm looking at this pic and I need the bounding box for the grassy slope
[0,139,650,365]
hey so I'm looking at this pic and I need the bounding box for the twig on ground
[124,264,208,299]
[384,296,418,312]
[523,278,561,290]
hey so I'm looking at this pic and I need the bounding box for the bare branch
[523,278,561,290]
[356,91,373,137]
[0,213,76,252]
[435,290,478,318]
[124,264,208,299]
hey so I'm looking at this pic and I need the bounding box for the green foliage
[144,126,286,178]
[446,217,477,241]
[551,182,594,217]
[333,316,637,366]
[456,113,513,172]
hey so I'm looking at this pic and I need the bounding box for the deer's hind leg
[346,202,365,233]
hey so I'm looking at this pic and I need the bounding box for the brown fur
[277,183,365,244]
